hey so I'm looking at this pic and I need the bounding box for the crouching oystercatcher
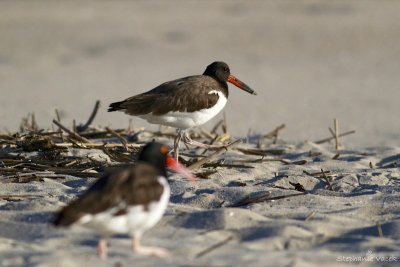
[54,142,195,259]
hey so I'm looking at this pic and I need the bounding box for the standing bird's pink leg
[173,129,183,160]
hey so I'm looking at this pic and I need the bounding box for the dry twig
[227,191,306,207]
[264,124,286,144]
[289,181,306,192]
[222,111,228,134]
[105,127,129,151]
[236,147,286,156]
[76,100,101,132]
[195,235,233,258]
[194,169,218,179]
[305,211,316,221]
[314,130,355,144]
[188,139,241,170]
[334,118,339,150]
[210,120,223,134]
[321,168,334,191]
[54,108,64,142]
[0,194,41,199]
[52,120,92,144]
[376,222,384,237]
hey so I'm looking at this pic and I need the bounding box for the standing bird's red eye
[223,67,229,72]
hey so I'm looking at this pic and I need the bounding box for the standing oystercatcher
[108,61,257,159]
[54,142,195,259]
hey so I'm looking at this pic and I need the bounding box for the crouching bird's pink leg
[97,238,108,260]
[131,234,170,257]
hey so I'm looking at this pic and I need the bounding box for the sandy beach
[0,1,399,267]
[0,130,399,267]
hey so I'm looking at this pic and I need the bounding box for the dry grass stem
[199,128,216,140]
[377,222,384,237]
[303,170,335,178]
[195,235,233,258]
[52,120,92,144]
[264,124,286,144]
[76,100,101,132]
[321,168,334,191]
[188,139,242,170]
[54,142,140,149]
[54,108,64,142]
[236,147,286,156]
[314,130,355,144]
[222,111,228,134]
[334,118,339,150]
[105,127,129,151]
[228,191,306,207]
[305,211,316,221]
[201,134,219,155]
[0,194,41,199]
[210,120,223,134]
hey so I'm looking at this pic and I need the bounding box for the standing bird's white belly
[139,91,227,129]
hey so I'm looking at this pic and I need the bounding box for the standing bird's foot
[97,238,108,260]
[182,132,228,150]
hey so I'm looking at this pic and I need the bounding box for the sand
[0,131,399,266]
[0,1,399,267]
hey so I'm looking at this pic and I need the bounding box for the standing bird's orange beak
[166,156,196,182]
[227,74,257,95]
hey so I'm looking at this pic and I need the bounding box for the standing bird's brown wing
[108,75,226,116]
[54,164,164,226]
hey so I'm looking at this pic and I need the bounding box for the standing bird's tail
[108,101,125,112]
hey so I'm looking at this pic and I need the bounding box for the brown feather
[110,75,228,116]
[54,163,164,226]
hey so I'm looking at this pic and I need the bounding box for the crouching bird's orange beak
[166,156,196,182]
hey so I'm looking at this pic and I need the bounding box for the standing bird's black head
[203,61,257,95]
[203,61,231,84]
[138,142,196,181]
